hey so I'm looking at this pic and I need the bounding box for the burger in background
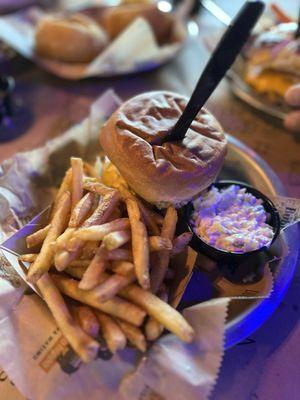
[244,22,300,103]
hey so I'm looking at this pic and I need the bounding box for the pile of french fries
[20,157,194,362]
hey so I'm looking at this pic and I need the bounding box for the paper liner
[0,225,229,400]
[0,6,187,79]
[120,298,230,400]
[0,90,289,400]
[272,195,300,228]
[0,366,25,400]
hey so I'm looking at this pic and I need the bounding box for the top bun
[99,91,227,207]
[35,13,108,63]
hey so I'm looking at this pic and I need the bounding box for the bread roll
[35,13,108,63]
[100,91,227,208]
[101,4,174,44]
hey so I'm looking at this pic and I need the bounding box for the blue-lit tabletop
[0,0,299,399]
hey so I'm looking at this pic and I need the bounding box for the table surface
[1,0,300,199]
[0,1,299,399]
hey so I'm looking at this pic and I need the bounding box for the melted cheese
[102,161,128,189]
[245,68,298,98]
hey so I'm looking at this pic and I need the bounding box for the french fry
[103,230,131,251]
[110,261,134,276]
[116,320,147,352]
[144,290,168,341]
[75,218,130,241]
[78,246,107,290]
[27,191,71,283]
[54,241,98,271]
[103,249,132,261]
[56,239,98,272]
[51,168,72,218]
[51,275,146,326]
[71,157,84,210]
[119,284,194,343]
[69,259,90,268]
[74,305,100,338]
[69,192,96,228]
[83,176,97,185]
[96,312,126,353]
[149,236,172,252]
[54,228,76,272]
[126,198,150,290]
[55,228,76,251]
[119,184,163,228]
[37,273,99,362]
[171,232,193,256]
[92,271,136,302]
[118,185,133,200]
[66,265,110,285]
[135,201,160,236]
[119,185,161,235]
[63,237,83,254]
[82,243,99,258]
[20,253,38,263]
[65,266,85,279]
[150,206,177,293]
[22,155,197,361]
[26,225,50,248]
[55,249,80,271]
[145,316,164,342]
[55,192,121,271]
[83,180,115,196]
[83,190,120,227]
[83,162,100,179]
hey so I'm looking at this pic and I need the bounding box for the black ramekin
[182,180,281,283]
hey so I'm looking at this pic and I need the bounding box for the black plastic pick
[295,5,300,38]
[163,0,265,143]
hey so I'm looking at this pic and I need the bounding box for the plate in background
[227,56,291,120]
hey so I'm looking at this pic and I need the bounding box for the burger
[99,91,227,208]
[244,22,300,102]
